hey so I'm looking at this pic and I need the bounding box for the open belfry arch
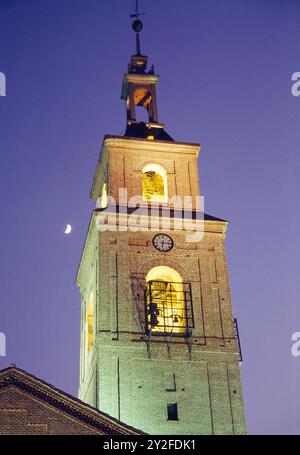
[76,3,246,435]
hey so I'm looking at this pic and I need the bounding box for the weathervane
[130,0,145,56]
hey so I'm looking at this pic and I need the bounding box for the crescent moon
[64,224,72,234]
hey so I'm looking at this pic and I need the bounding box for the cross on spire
[130,0,145,56]
[130,0,144,20]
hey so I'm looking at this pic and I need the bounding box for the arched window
[145,266,186,334]
[100,182,108,208]
[142,164,168,203]
[87,290,94,353]
[96,181,108,209]
[133,88,152,122]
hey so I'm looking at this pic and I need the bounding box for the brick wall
[0,387,100,435]
[78,222,246,435]
[77,136,247,435]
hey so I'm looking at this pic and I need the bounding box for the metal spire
[130,0,143,20]
[130,0,145,56]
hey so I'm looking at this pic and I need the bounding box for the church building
[76,13,246,435]
[0,8,246,437]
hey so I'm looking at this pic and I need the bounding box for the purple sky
[0,0,300,435]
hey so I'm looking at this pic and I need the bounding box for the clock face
[152,234,174,252]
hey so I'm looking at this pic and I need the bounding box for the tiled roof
[0,366,143,435]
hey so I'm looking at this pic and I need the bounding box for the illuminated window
[100,182,108,208]
[87,290,94,353]
[142,164,168,203]
[134,88,152,108]
[132,88,152,122]
[145,266,193,335]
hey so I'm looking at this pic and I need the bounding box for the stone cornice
[123,73,160,84]
[103,134,201,155]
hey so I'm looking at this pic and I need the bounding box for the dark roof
[124,122,174,141]
[204,213,227,222]
[0,366,144,435]
[94,205,227,223]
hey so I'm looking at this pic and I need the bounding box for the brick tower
[76,10,246,435]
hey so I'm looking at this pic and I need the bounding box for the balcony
[145,280,194,337]
[233,318,243,363]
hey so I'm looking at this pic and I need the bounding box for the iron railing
[145,280,194,337]
[233,318,243,362]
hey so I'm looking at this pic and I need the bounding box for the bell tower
[76,5,246,435]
